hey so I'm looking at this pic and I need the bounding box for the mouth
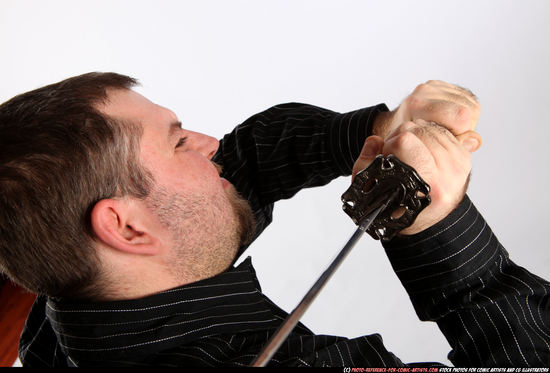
[212,161,223,174]
[211,161,230,189]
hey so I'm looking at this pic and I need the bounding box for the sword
[251,155,431,367]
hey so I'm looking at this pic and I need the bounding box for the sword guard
[341,155,431,241]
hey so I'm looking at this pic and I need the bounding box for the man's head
[90,88,256,299]
[0,72,254,300]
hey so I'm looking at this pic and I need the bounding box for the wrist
[372,110,394,139]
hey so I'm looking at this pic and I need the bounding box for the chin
[225,186,256,247]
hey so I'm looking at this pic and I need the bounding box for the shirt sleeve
[382,195,550,367]
[213,102,388,249]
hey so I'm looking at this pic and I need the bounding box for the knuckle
[414,82,430,94]
[392,131,417,148]
[399,121,417,131]
[405,95,423,111]
[388,121,417,140]
[455,106,470,123]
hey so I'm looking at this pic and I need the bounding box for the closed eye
[175,137,188,148]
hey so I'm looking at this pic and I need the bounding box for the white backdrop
[1,0,549,366]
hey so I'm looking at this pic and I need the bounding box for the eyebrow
[168,121,183,141]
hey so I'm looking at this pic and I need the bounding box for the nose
[186,130,219,159]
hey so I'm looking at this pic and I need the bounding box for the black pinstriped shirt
[19,104,550,367]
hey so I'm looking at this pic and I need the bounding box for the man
[0,73,547,367]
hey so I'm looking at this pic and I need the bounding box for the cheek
[162,154,222,193]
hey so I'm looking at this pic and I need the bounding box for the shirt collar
[44,257,280,362]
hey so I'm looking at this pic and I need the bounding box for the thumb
[456,130,482,153]
[352,135,385,179]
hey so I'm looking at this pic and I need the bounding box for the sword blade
[250,190,399,367]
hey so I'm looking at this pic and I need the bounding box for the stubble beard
[146,182,256,283]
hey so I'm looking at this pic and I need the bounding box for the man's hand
[373,80,482,152]
[353,120,480,235]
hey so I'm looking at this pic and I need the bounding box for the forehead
[98,88,179,131]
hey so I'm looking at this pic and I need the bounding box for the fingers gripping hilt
[341,155,431,241]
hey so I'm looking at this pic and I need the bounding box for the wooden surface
[0,279,36,367]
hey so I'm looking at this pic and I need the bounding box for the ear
[90,198,161,256]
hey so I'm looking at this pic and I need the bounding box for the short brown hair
[0,72,153,299]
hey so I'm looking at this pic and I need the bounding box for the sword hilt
[251,155,430,367]
[341,155,431,241]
